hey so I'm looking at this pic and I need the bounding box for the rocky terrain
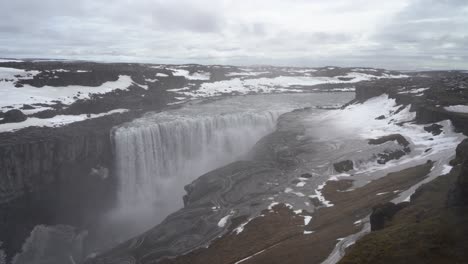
[86,69,468,264]
[0,58,467,264]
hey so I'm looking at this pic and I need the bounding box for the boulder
[0,109,27,124]
[333,160,353,173]
[368,134,410,147]
[21,104,35,110]
[370,202,409,231]
[424,123,443,136]
[376,149,408,165]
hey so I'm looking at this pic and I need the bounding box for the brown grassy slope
[160,163,433,264]
[339,165,468,264]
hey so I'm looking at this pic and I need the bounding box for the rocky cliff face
[0,113,140,259]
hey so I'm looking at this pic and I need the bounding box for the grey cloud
[148,1,224,33]
[0,0,467,69]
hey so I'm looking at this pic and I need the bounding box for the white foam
[217,213,233,228]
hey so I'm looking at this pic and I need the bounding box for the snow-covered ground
[0,109,128,132]
[225,71,269,77]
[168,68,211,80]
[0,67,39,81]
[0,73,135,110]
[170,72,408,98]
[0,59,23,63]
[398,87,429,94]
[444,105,468,113]
[307,95,465,263]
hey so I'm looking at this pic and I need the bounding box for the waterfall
[112,110,282,213]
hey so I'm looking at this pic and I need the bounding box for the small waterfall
[112,110,282,212]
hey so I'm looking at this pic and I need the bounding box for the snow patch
[398,88,429,94]
[217,212,233,228]
[0,109,128,132]
[296,181,306,187]
[441,164,452,174]
[0,59,23,63]
[170,72,408,98]
[444,105,468,113]
[0,72,134,110]
[169,68,211,80]
[233,218,253,235]
[309,182,334,207]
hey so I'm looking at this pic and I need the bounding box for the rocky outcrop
[449,138,468,167]
[333,160,354,173]
[448,139,468,206]
[368,134,410,148]
[369,202,409,231]
[424,124,443,136]
[368,134,411,164]
[0,110,27,124]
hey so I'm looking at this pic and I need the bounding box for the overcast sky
[0,0,467,69]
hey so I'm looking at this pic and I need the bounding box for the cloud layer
[0,0,467,69]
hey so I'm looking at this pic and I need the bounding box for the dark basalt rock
[370,202,409,231]
[452,159,468,206]
[449,138,468,166]
[376,149,409,165]
[300,173,313,178]
[375,115,385,120]
[21,104,35,110]
[368,134,410,147]
[0,109,27,124]
[32,109,58,119]
[333,160,353,173]
[424,124,443,136]
[368,135,412,164]
[448,139,468,206]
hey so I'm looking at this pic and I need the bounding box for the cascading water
[95,93,353,251]
[113,111,281,210]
